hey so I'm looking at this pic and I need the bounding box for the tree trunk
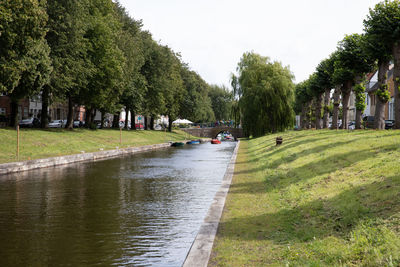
[374,59,390,130]
[112,112,120,128]
[392,42,400,129]
[168,116,173,132]
[85,108,92,127]
[374,99,386,129]
[150,116,154,130]
[354,77,363,130]
[323,88,330,128]
[9,99,19,128]
[90,109,95,126]
[41,85,50,128]
[332,86,341,130]
[306,101,312,129]
[315,94,323,129]
[301,105,307,129]
[309,99,316,129]
[355,109,363,129]
[341,82,352,130]
[65,96,74,129]
[124,108,129,130]
[144,116,148,130]
[100,111,105,129]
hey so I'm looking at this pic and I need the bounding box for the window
[0,108,5,115]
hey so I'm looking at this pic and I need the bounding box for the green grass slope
[0,128,193,164]
[210,130,400,267]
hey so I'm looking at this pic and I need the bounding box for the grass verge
[0,128,194,164]
[210,130,400,266]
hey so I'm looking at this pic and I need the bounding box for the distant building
[0,93,30,123]
[29,95,42,119]
[365,65,395,120]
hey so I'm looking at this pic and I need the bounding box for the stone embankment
[183,140,240,267]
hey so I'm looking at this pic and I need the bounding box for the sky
[118,0,382,87]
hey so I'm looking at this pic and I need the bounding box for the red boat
[211,139,221,144]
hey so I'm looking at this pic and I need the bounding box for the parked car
[348,121,355,130]
[73,120,81,128]
[385,120,395,129]
[19,117,40,128]
[48,120,64,128]
[363,116,374,128]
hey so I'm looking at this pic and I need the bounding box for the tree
[295,80,312,129]
[140,37,167,129]
[333,34,374,129]
[307,73,325,129]
[161,47,185,132]
[236,52,295,137]
[230,74,242,127]
[114,2,146,130]
[364,3,395,129]
[78,0,125,127]
[180,66,215,123]
[315,55,336,128]
[353,82,367,129]
[208,85,233,121]
[45,0,92,129]
[0,0,52,127]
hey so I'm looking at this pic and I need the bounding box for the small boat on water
[211,139,221,144]
[171,142,185,147]
[186,140,200,145]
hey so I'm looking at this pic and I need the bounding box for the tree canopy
[1,0,230,130]
[235,52,295,137]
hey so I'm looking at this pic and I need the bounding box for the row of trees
[295,0,400,130]
[0,0,232,131]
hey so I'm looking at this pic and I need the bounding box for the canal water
[0,142,236,266]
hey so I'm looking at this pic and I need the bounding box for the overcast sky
[118,0,382,87]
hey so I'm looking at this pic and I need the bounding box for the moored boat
[171,142,185,147]
[211,139,221,144]
[186,140,200,145]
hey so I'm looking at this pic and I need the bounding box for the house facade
[365,66,395,120]
[0,93,30,123]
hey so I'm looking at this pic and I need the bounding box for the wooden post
[120,127,122,146]
[17,125,20,159]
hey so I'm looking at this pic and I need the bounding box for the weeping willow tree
[234,52,295,137]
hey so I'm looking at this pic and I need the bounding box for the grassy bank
[0,128,194,164]
[210,130,400,266]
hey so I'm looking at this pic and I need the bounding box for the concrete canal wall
[0,139,211,175]
[183,140,240,267]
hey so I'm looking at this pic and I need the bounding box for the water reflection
[0,142,236,266]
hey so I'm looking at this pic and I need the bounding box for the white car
[48,120,64,128]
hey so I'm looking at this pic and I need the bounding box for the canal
[0,142,236,266]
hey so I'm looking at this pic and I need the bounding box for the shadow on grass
[219,175,400,244]
[248,131,336,155]
[231,144,398,195]
[236,135,332,165]
[247,130,400,158]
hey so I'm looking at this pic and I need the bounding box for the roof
[366,68,394,93]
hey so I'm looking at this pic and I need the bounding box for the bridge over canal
[182,126,244,139]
